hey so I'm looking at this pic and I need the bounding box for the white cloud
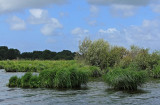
[88,20,97,26]
[99,28,118,34]
[28,9,49,24]
[109,5,138,17]
[71,27,89,40]
[97,19,160,49]
[87,0,151,6]
[59,12,68,17]
[150,4,160,13]
[41,18,63,36]
[8,16,26,30]
[90,5,99,16]
[0,0,67,14]
[71,27,89,36]
[28,9,63,36]
[87,0,160,17]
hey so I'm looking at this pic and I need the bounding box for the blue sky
[0,0,160,52]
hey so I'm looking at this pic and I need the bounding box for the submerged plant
[104,68,148,90]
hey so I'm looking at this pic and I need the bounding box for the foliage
[108,46,127,67]
[0,46,75,60]
[76,37,92,61]
[152,64,160,78]
[8,65,90,89]
[104,68,148,90]
[86,39,110,69]
[8,76,19,87]
[21,72,32,88]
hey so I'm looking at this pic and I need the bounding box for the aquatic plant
[21,72,32,88]
[39,70,57,88]
[8,76,19,87]
[104,68,148,90]
[8,65,89,89]
[29,75,40,88]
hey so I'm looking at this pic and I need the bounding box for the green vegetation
[0,60,77,72]
[104,68,148,90]
[0,46,75,60]
[8,66,89,89]
[4,38,160,91]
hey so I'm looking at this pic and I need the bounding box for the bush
[152,65,160,78]
[104,68,148,90]
[86,39,110,69]
[89,66,102,77]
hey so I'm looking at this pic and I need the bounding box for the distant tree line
[0,46,76,60]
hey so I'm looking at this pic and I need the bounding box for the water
[1,69,160,105]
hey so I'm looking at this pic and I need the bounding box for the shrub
[152,65,160,78]
[89,66,102,77]
[104,68,148,90]
[86,39,110,69]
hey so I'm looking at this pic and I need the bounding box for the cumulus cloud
[41,18,63,36]
[28,9,49,24]
[28,9,63,36]
[0,0,67,14]
[7,16,26,30]
[71,27,89,40]
[109,5,138,17]
[97,19,160,49]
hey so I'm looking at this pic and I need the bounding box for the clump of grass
[39,70,57,88]
[21,72,32,88]
[29,75,40,88]
[104,68,148,90]
[8,76,19,87]
[8,65,89,89]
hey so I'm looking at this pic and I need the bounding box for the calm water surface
[1,69,160,105]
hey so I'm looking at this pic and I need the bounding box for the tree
[108,46,127,67]
[7,48,20,60]
[86,39,110,69]
[0,46,8,60]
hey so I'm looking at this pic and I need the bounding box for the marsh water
[1,69,160,105]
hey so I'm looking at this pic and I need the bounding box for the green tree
[86,39,110,69]
[108,46,127,67]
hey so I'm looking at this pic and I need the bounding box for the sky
[0,0,160,52]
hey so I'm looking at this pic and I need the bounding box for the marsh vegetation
[1,38,160,90]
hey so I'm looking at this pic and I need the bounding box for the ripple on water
[1,69,160,105]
